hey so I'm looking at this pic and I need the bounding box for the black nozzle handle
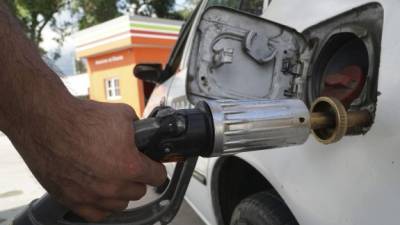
[134,118,160,151]
[134,107,213,162]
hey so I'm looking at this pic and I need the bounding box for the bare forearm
[0,2,73,136]
[0,4,167,221]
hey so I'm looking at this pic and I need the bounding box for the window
[105,78,121,100]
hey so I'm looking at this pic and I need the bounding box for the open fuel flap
[187,6,310,102]
[188,4,383,137]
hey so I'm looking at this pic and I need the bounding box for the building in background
[73,15,183,116]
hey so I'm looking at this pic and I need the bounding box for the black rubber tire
[230,191,299,225]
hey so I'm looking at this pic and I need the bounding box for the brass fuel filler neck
[309,97,372,144]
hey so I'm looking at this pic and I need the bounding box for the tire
[230,191,299,225]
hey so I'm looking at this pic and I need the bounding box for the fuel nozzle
[15,97,374,225]
[136,97,373,162]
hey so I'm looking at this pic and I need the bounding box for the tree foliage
[147,0,177,18]
[72,0,122,30]
[175,0,200,19]
[7,0,184,51]
[72,0,181,30]
[6,0,65,46]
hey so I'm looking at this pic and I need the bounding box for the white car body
[144,0,400,224]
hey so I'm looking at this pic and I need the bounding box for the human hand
[12,98,166,222]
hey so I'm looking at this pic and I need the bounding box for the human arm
[0,2,166,222]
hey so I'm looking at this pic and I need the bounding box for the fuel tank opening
[310,33,369,107]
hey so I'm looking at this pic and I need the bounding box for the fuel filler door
[187,6,310,102]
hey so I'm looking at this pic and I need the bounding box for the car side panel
[151,1,400,225]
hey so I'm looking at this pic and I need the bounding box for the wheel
[230,191,299,225]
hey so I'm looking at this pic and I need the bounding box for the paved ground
[0,135,205,225]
